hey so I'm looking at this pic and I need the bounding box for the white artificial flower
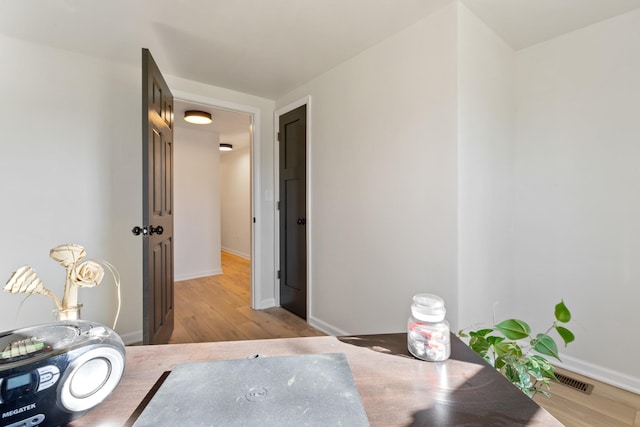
[50,244,86,269]
[72,260,105,288]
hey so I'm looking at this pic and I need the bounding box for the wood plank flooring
[170,251,640,426]
[534,367,640,426]
[169,251,324,344]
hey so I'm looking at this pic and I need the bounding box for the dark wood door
[279,105,307,319]
[142,48,174,344]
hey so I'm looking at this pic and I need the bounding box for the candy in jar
[407,293,450,361]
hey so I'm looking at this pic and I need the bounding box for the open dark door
[141,48,174,344]
[279,105,307,319]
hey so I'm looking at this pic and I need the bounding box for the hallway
[169,251,324,343]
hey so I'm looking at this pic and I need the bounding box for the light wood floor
[534,367,640,426]
[169,251,324,344]
[170,251,640,426]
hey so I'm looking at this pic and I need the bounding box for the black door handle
[132,225,164,236]
[149,225,164,235]
[297,218,306,225]
[132,226,148,236]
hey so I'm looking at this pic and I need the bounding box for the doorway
[172,92,262,316]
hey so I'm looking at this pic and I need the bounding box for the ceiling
[2,0,639,101]
[174,100,252,151]
[460,0,640,50]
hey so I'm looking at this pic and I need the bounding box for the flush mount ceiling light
[184,110,212,124]
[219,143,233,151]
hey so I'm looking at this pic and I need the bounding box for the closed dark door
[279,105,307,319]
[142,49,174,344]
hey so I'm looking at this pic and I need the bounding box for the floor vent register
[555,372,594,395]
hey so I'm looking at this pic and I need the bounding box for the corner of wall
[307,316,350,337]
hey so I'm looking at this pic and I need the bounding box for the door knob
[149,225,163,235]
[132,226,164,236]
[297,218,306,225]
[132,226,148,236]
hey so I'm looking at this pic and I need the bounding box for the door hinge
[253,217,256,223]
[277,270,281,279]
[277,201,280,210]
[277,131,280,141]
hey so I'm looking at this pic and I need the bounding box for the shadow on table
[337,333,486,365]
[339,333,557,427]
[406,409,545,427]
[337,333,414,359]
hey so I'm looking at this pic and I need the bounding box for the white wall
[0,34,276,342]
[457,4,516,328]
[275,2,640,391]
[220,147,251,259]
[276,3,459,335]
[0,34,142,342]
[174,125,222,280]
[514,9,640,391]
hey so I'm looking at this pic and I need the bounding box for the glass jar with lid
[407,293,450,361]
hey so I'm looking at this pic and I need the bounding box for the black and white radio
[0,320,125,427]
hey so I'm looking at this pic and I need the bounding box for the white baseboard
[119,329,143,345]
[307,315,349,336]
[255,298,276,310]
[557,352,640,394]
[174,268,223,282]
[221,247,251,260]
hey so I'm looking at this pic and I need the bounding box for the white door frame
[274,95,312,316]
[173,90,263,309]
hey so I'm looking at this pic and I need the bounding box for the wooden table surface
[70,334,562,426]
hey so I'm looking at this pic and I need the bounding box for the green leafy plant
[458,300,574,398]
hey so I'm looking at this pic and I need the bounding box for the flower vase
[54,304,82,321]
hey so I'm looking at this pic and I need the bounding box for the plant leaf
[555,326,575,346]
[470,328,494,338]
[487,336,505,346]
[524,355,555,381]
[469,336,490,357]
[495,355,506,370]
[503,363,519,384]
[494,341,522,360]
[515,363,533,389]
[555,300,571,323]
[533,334,560,361]
[495,319,531,340]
